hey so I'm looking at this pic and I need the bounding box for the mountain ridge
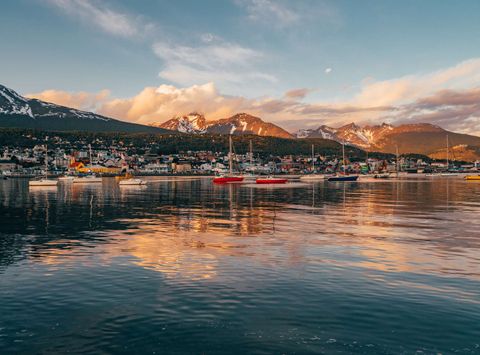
[0,84,172,134]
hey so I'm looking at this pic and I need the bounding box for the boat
[72,175,102,184]
[327,175,359,182]
[300,144,328,181]
[58,175,75,181]
[29,144,58,187]
[465,175,480,181]
[327,142,359,182]
[119,178,147,186]
[374,173,391,179]
[441,173,459,177]
[256,176,288,184]
[213,135,244,184]
[300,174,327,181]
[72,145,103,183]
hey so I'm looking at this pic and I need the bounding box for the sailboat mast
[396,145,399,176]
[89,144,93,167]
[229,135,233,175]
[249,139,253,165]
[45,144,48,179]
[342,141,346,172]
[311,144,315,172]
[446,134,449,169]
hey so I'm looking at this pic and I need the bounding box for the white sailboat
[29,144,58,187]
[73,144,102,183]
[300,144,327,181]
[441,135,458,176]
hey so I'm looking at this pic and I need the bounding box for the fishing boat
[465,175,480,181]
[256,176,288,184]
[213,135,244,184]
[29,144,58,187]
[327,142,359,182]
[119,178,147,186]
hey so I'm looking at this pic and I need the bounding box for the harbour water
[0,177,479,354]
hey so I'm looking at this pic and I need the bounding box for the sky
[1,0,480,134]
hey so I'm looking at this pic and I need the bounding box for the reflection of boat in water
[213,135,244,184]
[29,143,58,187]
[256,176,288,184]
[119,178,147,186]
[73,175,102,184]
[465,175,480,181]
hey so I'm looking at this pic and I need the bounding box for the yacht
[29,144,58,187]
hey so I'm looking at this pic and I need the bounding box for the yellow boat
[464,175,480,181]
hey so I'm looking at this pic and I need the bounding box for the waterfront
[1,177,480,354]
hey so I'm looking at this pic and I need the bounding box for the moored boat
[327,175,359,182]
[256,176,288,184]
[465,175,480,181]
[213,135,244,184]
[374,173,391,179]
[213,175,244,183]
[73,175,102,184]
[29,178,58,187]
[300,174,327,181]
[58,175,75,181]
[119,178,147,186]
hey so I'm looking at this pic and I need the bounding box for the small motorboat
[73,175,102,184]
[374,173,391,179]
[441,173,459,177]
[256,176,288,184]
[58,175,75,182]
[213,175,244,184]
[327,175,359,182]
[299,174,327,181]
[29,178,58,187]
[119,178,147,186]
[465,175,480,181]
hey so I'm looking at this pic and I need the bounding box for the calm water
[1,176,479,354]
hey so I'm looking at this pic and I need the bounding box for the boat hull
[29,179,58,187]
[327,175,359,182]
[119,179,146,186]
[72,177,103,183]
[465,175,480,181]
[213,177,244,184]
[256,178,288,184]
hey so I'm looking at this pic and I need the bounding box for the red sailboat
[213,135,244,184]
[256,176,288,184]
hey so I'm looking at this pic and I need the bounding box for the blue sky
[2,0,480,133]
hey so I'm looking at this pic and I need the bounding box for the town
[1,130,479,178]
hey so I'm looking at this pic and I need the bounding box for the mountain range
[1,83,479,160]
[0,84,170,134]
[153,112,293,138]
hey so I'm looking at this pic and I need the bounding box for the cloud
[237,0,300,26]
[27,58,480,136]
[46,0,154,38]
[325,68,332,74]
[26,89,111,112]
[152,40,276,88]
[284,88,312,100]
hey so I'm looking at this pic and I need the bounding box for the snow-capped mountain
[0,84,171,133]
[296,121,480,154]
[155,112,207,133]
[156,112,293,138]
